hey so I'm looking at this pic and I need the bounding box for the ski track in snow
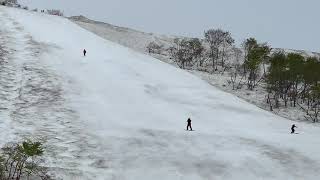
[0,7,320,180]
[0,10,109,179]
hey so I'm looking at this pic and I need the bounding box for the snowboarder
[291,124,297,134]
[83,49,87,56]
[186,118,192,131]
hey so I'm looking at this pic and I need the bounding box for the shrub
[0,140,50,180]
[146,41,163,54]
[46,9,64,16]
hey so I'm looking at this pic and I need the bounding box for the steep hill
[69,15,175,55]
[69,15,320,58]
[70,15,320,123]
[0,6,320,180]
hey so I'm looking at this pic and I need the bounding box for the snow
[1,6,320,180]
[72,15,320,124]
[69,15,175,55]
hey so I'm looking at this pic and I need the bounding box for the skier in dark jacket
[83,49,87,56]
[186,118,192,131]
[291,124,297,134]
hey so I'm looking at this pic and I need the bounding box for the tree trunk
[221,47,225,69]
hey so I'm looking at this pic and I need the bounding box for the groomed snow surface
[0,6,320,180]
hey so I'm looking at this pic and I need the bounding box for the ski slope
[1,6,320,180]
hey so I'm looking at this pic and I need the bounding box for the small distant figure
[291,124,297,134]
[186,118,192,131]
[83,49,87,56]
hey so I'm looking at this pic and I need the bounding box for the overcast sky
[19,0,319,52]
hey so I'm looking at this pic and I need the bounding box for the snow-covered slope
[70,15,320,58]
[69,15,175,54]
[71,15,320,124]
[1,6,320,180]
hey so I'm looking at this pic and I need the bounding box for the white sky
[19,0,319,52]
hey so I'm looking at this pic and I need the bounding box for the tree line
[267,52,320,122]
[146,28,320,122]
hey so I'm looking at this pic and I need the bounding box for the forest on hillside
[147,29,320,122]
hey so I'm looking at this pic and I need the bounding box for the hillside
[69,15,175,55]
[69,15,320,58]
[70,15,320,123]
[1,6,320,180]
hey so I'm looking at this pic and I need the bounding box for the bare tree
[220,32,235,69]
[187,38,204,67]
[170,38,190,69]
[5,0,17,4]
[228,47,244,90]
[170,38,203,69]
[47,9,64,16]
[146,41,163,54]
[204,29,234,72]
[1,0,17,6]
[232,47,243,67]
